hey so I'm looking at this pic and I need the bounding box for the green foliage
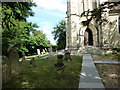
[52,20,66,50]
[2,2,49,56]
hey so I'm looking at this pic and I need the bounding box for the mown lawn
[3,55,82,89]
[93,53,120,61]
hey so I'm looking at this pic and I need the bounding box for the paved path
[78,54,105,89]
[94,60,120,64]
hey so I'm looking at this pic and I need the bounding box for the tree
[1,2,50,56]
[25,30,50,55]
[52,20,66,50]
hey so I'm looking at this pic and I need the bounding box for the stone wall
[66,0,120,52]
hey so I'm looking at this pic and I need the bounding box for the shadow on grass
[3,55,82,88]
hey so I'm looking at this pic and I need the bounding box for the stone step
[78,46,103,54]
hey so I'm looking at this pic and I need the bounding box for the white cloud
[33,0,67,12]
[37,21,56,45]
[48,11,66,17]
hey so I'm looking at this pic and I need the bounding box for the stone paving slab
[79,54,105,88]
[94,60,120,64]
[79,82,105,89]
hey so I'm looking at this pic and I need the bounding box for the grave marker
[2,56,12,84]
[37,49,40,55]
[7,47,21,77]
[29,57,36,67]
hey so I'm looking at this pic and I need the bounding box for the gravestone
[41,52,44,55]
[21,52,26,63]
[55,54,64,72]
[37,49,40,55]
[43,49,45,54]
[64,50,71,61]
[2,56,12,84]
[29,57,36,67]
[45,48,47,52]
[48,46,52,58]
[7,47,21,77]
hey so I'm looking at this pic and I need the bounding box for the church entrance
[84,28,93,46]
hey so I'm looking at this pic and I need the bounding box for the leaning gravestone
[2,56,12,84]
[43,49,45,54]
[7,47,21,77]
[45,48,47,52]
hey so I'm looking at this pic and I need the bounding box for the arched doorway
[84,28,93,46]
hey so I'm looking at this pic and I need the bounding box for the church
[65,0,120,54]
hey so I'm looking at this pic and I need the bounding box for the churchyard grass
[3,55,82,88]
[92,53,120,61]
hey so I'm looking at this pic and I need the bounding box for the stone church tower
[66,0,120,54]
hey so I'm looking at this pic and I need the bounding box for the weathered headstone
[64,51,71,61]
[55,54,64,72]
[21,52,26,63]
[45,48,47,52]
[29,57,36,67]
[37,49,40,55]
[2,56,12,84]
[41,52,44,55]
[7,47,21,77]
[48,46,53,58]
[43,49,45,54]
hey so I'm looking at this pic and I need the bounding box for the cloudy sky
[27,0,67,45]
[27,0,109,45]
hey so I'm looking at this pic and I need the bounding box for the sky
[27,0,67,45]
[27,0,108,45]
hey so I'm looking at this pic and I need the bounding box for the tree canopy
[2,2,49,56]
[52,20,66,50]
